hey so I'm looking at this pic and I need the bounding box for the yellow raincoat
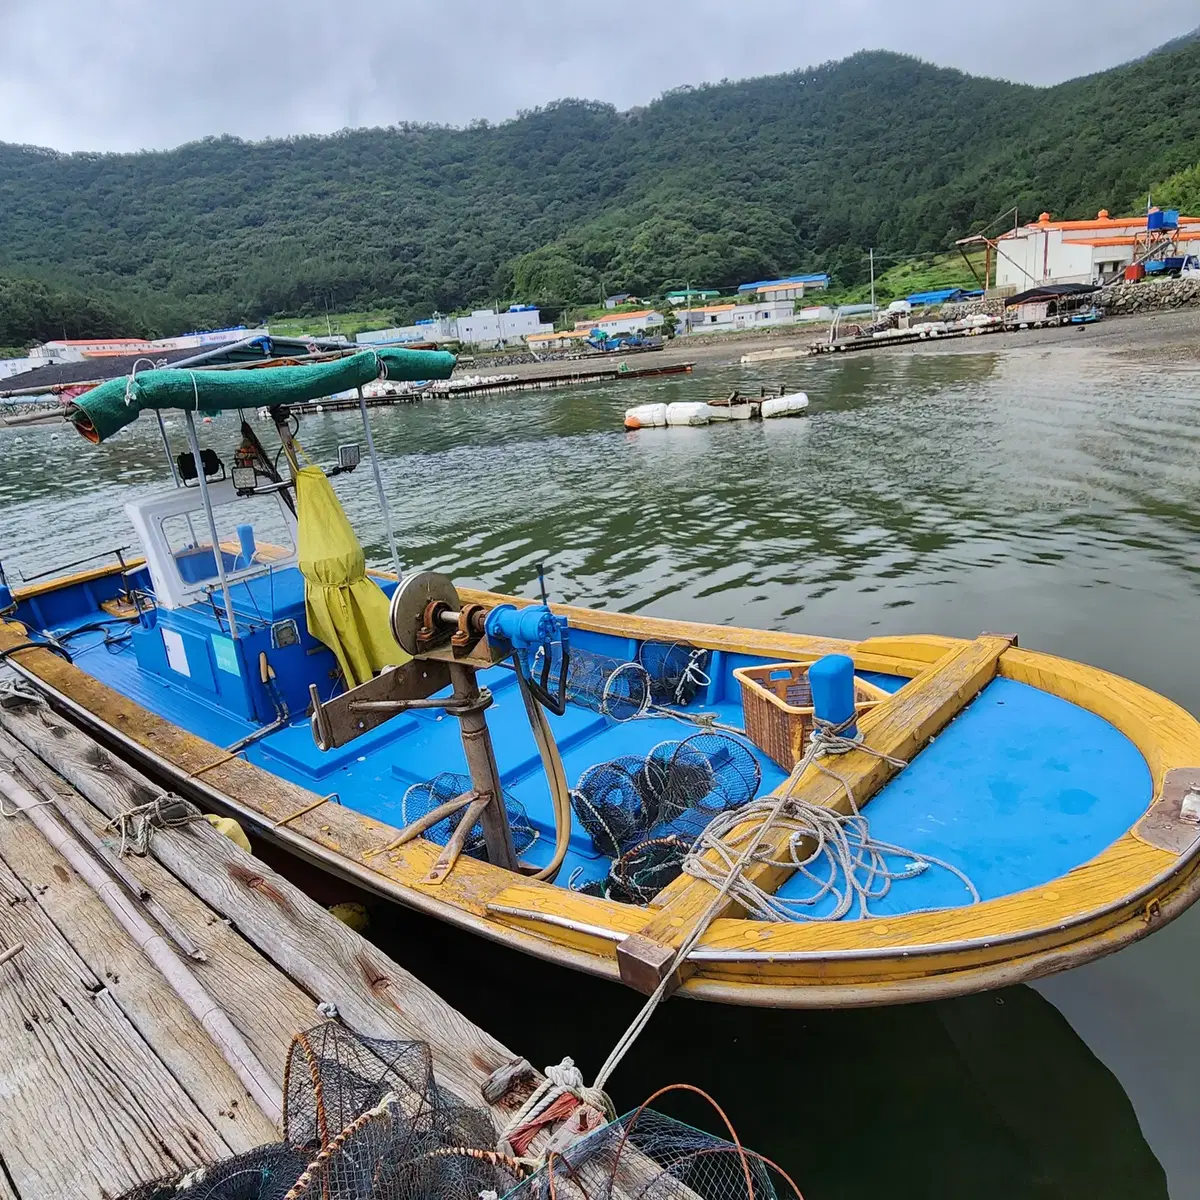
[296,465,409,687]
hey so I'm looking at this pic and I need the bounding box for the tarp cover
[67,348,455,443]
[295,464,410,688]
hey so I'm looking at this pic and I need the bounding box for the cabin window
[158,495,296,590]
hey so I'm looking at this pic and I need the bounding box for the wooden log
[0,769,285,1125]
[11,754,205,961]
[0,834,231,1199]
[0,702,706,1200]
[0,1157,19,1200]
[0,699,519,1116]
[0,748,280,1150]
[0,732,315,1082]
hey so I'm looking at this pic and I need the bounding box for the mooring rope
[591,714,978,1093]
[106,791,205,856]
[683,720,980,921]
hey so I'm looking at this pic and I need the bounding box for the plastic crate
[732,661,890,770]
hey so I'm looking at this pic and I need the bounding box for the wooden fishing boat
[2,347,1199,1009]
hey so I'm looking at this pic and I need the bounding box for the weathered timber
[0,752,279,1151]
[0,699,521,1117]
[0,836,231,1199]
[0,698,700,1200]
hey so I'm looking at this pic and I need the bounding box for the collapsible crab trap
[120,1023,520,1200]
[402,772,537,860]
[120,1024,798,1200]
[532,642,712,721]
[571,732,761,903]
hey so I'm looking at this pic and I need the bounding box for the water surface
[3,341,1199,1196]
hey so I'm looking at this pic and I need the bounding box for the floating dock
[0,689,617,1199]
[289,361,695,414]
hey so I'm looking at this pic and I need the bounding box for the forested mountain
[2,38,1200,341]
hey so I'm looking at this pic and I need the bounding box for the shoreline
[467,307,1200,382]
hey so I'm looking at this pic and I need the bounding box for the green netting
[67,348,455,443]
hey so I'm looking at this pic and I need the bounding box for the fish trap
[120,1023,520,1200]
[506,1105,784,1200]
[402,772,537,860]
[638,641,712,705]
[123,1026,795,1200]
[570,755,661,857]
[571,733,761,898]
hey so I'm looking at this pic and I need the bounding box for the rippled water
[3,342,1200,1196]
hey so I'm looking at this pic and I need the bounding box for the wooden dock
[0,690,609,1199]
[288,361,695,414]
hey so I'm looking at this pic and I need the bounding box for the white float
[623,403,668,429]
[665,402,712,426]
[760,392,810,419]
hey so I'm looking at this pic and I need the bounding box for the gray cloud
[1,0,1196,152]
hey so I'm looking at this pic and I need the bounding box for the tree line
[2,40,1200,348]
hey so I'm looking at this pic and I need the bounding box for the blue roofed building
[737,273,830,298]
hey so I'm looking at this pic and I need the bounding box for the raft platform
[287,361,695,414]
[0,690,608,1199]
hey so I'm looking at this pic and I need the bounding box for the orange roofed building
[996,209,1200,289]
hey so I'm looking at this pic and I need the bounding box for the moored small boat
[3,348,1199,1009]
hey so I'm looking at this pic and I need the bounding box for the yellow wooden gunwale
[5,561,1199,1007]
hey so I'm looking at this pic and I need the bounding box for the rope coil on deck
[591,714,979,1094]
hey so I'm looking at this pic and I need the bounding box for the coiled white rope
[591,713,978,1092]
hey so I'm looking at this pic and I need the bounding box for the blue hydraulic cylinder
[484,603,568,653]
[808,653,858,738]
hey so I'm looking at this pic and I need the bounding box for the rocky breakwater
[1098,277,1200,315]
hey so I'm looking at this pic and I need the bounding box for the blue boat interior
[14,555,1153,917]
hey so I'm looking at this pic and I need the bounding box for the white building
[574,309,664,337]
[996,209,1200,288]
[677,300,795,334]
[357,307,551,348]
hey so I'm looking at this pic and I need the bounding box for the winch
[308,568,572,883]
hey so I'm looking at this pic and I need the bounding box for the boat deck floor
[49,609,1154,916]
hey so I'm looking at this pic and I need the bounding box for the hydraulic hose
[514,669,573,884]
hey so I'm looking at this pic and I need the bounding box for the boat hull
[4,566,1200,1008]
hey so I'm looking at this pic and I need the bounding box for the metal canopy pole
[184,410,239,641]
[356,386,403,580]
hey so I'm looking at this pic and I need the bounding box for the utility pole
[685,281,691,337]
[869,248,876,319]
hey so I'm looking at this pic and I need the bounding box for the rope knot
[105,791,202,856]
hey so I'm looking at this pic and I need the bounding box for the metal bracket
[1135,767,1200,854]
[309,658,451,751]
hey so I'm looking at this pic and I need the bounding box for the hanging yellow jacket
[295,465,410,688]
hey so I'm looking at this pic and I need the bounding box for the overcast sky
[2,0,1197,153]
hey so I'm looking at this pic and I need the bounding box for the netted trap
[638,642,712,706]
[119,1026,800,1200]
[402,772,537,860]
[120,1023,522,1200]
[571,733,761,902]
[506,1092,795,1200]
[532,642,711,721]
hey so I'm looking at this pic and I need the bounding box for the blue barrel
[808,654,858,739]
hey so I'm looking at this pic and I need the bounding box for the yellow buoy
[329,902,370,933]
[204,813,251,854]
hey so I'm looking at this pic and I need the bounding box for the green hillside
[2,39,1200,343]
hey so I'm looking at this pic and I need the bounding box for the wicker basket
[733,661,890,770]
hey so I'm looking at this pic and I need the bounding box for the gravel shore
[468,307,1200,380]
